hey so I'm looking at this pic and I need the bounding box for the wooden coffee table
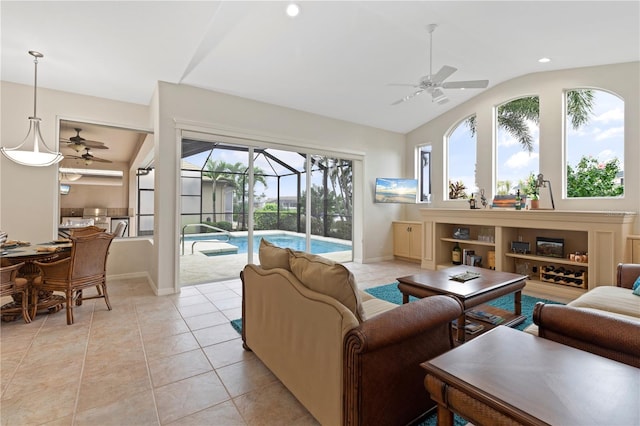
[421,326,639,426]
[397,265,526,342]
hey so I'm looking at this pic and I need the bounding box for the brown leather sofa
[533,263,640,367]
[241,240,464,426]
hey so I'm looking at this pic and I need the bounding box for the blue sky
[448,90,624,196]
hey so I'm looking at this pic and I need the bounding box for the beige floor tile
[143,331,201,359]
[1,384,78,425]
[203,339,255,369]
[211,296,242,311]
[0,350,24,396]
[233,381,317,426]
[148,349,213,388]
[76,361,152,412]
[201,288,240,300]
[153,371,230,424]
[184,311,229,331]
[3,355,83,399]
[192,323,240,347]
[176,301,219,318]
[171,293,211,307]
[139,317,190,341]
[74,388,159,426]
[216,357,278,397]
[166,400,246,426]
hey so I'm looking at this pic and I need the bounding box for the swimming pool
[185,233,351,255]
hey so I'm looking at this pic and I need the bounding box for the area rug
[230,282,562,426]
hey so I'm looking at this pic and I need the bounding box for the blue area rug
[231,282,562,426]
[364,282,561,331]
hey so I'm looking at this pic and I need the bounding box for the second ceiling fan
[65,146,112,165]
[390,24,489,106]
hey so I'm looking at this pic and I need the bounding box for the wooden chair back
[0,262,25,297]
[70,226,107,238]
[68,232,115,282]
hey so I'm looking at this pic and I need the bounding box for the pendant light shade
[1,51,64,167]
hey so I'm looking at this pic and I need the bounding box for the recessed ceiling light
[538,57,551,63]
[286,3,300,17]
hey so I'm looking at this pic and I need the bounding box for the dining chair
[0,262,31,323]
[69,225,106,237]
[32,231,115,325]
[112,221,127,238]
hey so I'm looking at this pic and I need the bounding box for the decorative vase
[531,199,539,209]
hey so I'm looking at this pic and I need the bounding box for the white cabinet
[393,221,422,262]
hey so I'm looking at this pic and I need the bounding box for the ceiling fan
[390,24,489,106]
[61,128,109,152]
[65,146,112,165]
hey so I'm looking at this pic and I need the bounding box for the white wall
[0,82,151,250]
[405,62,640,232]
[154,82,406,293]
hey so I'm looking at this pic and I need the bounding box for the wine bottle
[515,189,522,210]
[452,242,462,265]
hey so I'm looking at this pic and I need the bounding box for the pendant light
[1,51,64,167]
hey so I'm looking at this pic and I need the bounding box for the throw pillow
[633,276,640,296]
[289,250,365,322]
[258,238,291,271]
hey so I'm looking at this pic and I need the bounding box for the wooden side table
[421,326,639,426]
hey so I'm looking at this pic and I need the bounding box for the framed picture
[536,237,564,258]
[453,227,470,240]
[510,241,531,254]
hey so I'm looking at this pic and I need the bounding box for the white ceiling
[2,1,639,140]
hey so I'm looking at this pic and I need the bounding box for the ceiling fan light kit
[1,51,64,167]
[390,24,489,106]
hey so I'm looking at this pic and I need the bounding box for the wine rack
[539,266,587,289]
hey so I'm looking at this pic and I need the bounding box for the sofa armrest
[533,302,640,368]
[617,263,640,289]
[343,295,463,426]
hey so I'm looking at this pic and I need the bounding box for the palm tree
[466,89,594,152]
[203,160,268,223]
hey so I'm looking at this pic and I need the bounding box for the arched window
[495,96,540,199]
[446,115,477,200]
[565,89,624,198]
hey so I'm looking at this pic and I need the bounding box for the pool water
[186,233,351,255]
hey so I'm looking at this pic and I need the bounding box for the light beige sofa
[240,240,463,426]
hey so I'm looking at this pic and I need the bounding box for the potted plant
[524,173,539,209]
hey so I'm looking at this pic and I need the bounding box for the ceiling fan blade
[431,65,457,85]
[442,79,489,89]
[89,157,112,163]
[82,141,108,149]
[431,88,449,104]
[387,83,419,88]
[391,89,424,105]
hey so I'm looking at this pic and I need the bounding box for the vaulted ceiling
[2,1,639,138]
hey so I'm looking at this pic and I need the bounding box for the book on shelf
[452,319,485,335]
[468,310,504,325]
[462,249,475,265]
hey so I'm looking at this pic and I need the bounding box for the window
[495,96,540,197]
[447,116,477,199]
[418,145,431,202]
[565,89,624,198]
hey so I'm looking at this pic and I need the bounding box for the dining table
[1,240,72,321]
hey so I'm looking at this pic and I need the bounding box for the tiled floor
[0,260,426,425]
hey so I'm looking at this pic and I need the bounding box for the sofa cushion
[568,286,640,319]
[259,238,291,271]
[289,250,365,322]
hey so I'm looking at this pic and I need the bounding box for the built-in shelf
[419,209,637,294]
[441,237,495,247]
[504,253,588,267]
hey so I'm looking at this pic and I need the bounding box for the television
[60,184,70,195]
[374,178,418,204]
